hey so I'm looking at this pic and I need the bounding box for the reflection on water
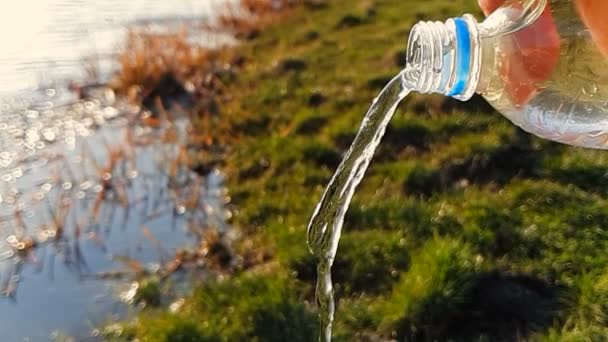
[0,0,233,340]
[0,0,233,95]
[0,86,230,341]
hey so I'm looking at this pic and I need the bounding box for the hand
[479,0,608,57]
[478,0,560,106]
[477,0,608,106]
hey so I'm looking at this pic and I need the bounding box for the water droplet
[104,89,116,103]
[11,168,22,178]
[146,263,161,273]
[582,83,599,95]
[43,130,56,142]
[65,136,76,148]
[25,110,39,119]
[119,282,139,304]
[103,106,119,118]
[11,128,23,137]
[169,298,185,313]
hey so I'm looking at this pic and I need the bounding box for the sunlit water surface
[0,0,233,95]
[0,0,232,340]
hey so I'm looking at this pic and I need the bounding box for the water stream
[307,71,410,341]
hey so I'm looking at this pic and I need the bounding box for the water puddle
[0,84,231,340]
[0,1,241,339]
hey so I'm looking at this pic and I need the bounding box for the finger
[478,0,506,15]
[477,0,560,106]
[576,0,608,59]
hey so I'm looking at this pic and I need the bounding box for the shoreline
[92,0,608,340]
[0,2,248,340]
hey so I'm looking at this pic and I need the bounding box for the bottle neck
[403,15,481,101]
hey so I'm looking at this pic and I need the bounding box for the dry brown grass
[108,0,309,177]
[111,29,218,97]
[106,8,308,135]
[215,0,303,38]
[111,0,303,102]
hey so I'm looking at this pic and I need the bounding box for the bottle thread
[403,14,481,101]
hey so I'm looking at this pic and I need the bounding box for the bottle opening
[404,15,481,101]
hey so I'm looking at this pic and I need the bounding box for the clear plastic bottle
[403,0,608,148]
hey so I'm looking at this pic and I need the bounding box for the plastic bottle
[403,0,608,148]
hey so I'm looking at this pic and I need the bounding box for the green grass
[112,274,317,341]
[116,0,608,340]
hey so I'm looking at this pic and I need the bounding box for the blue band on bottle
[447,17,471,96]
